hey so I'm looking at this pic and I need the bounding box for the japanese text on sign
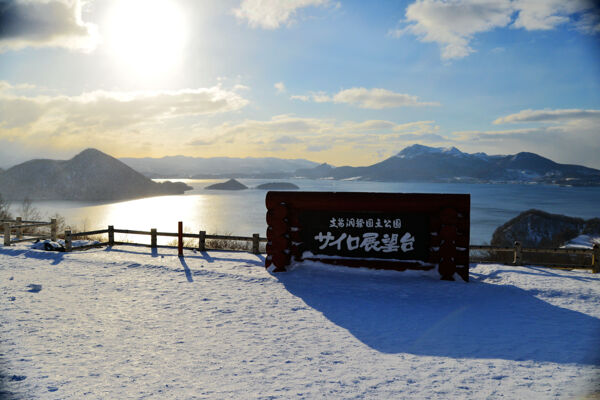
[314,231,415,253]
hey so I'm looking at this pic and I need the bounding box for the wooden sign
[265,191,470,281]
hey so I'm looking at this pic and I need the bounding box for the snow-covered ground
[1,244,599,399]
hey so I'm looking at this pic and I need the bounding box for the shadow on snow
[276,265,600,365]
[0,247,64,265]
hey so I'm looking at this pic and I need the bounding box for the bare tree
[0,193,12,221]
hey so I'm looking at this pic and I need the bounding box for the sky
[0,0,599,169]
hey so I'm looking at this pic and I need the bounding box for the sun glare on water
[105,0,187,80]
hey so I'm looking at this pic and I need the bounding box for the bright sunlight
[105,0,187,79]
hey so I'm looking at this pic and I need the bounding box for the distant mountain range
[293,145,600,186]
[119,155,319,178]
[0,149,192,200]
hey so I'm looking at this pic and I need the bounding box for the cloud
[0,0,99,53]
[452,108,600,168]
[271,135,303,144]
[333,87,440,109]
[394,0,599,60]
[0,83,249,131]
[291,87,439,109]
[512,0,590,30]
[274,82,286,94]
[185,115,443,159]
[305,143,332,152]
[233,0,333,29]
[493,108,600,124]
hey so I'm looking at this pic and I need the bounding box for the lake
[8,179,600,245]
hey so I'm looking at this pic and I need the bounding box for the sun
[105,0,187,79]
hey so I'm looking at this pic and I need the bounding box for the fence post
[513,241,522,266]
[178,221,183,257]
[108,225,114,246]
[593,244,600,274]
[151,228,157,248]
[50,218,57,241]
[65,230,72,252]
[252,233,260,254]
[15,217,22,240]
[3,222,10,246]
[198,231,206,251]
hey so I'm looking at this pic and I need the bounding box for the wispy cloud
[393,0,599,60]
[274,82,286,94]
[452,107,600,167]
[291,87,440,109]
[0,81,249,157]
[0,0,99,53]
[187,115,443,163]
[0,82,248,130]
[493,108,600,124]
[233,0,334,29]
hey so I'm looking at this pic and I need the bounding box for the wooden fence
[1,218,598,272]
[2,218,57,246]
[470,242,599,273]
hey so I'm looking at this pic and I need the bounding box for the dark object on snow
[10,375,27,382]
[26,284,42,293]
[491,209,600,248]
[33,239,65,252]
[256,182,299,190]
[205,178,248,190]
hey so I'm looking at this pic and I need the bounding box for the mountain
[491,209,600,248]
[294,144,600,186]
[0,149,192,200]
[119,155,320,178]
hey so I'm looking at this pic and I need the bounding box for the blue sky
[0,0,599,168]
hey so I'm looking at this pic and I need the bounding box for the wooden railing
[1,218,598,272]
[470,242,599,273]
[63,225,267,255]
[2,218,57,246]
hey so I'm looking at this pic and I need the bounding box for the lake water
[8,179,600,245]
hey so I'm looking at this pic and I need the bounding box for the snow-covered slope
[1,244,599,399]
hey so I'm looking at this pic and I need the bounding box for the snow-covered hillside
[1,244,599,399]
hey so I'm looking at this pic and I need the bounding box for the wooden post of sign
[178,221,183,257]
[15,217,22,240]
[252,233,260,254]
[50,218,57,241]
[513,241,522,266]
[198,231,206,251]
[3,222,10,246]
[151,228,157,248]
[593,244,600,274]
[108,225,114,246]
[65,230,72,252]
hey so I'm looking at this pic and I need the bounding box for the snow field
[1,244,599,399]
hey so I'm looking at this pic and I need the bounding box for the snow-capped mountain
[295,144,600,186]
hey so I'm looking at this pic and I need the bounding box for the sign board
[299,211,430,260]
[265,191,470,281]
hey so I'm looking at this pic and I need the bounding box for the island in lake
[205,178,248,190]
[255,182,299,190]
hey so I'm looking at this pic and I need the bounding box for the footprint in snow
[27,284,42,293]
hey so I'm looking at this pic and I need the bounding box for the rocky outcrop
[0,148,192,200]
[491,209,600,248]
[255,182,299,190]
[205,179,248,190]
